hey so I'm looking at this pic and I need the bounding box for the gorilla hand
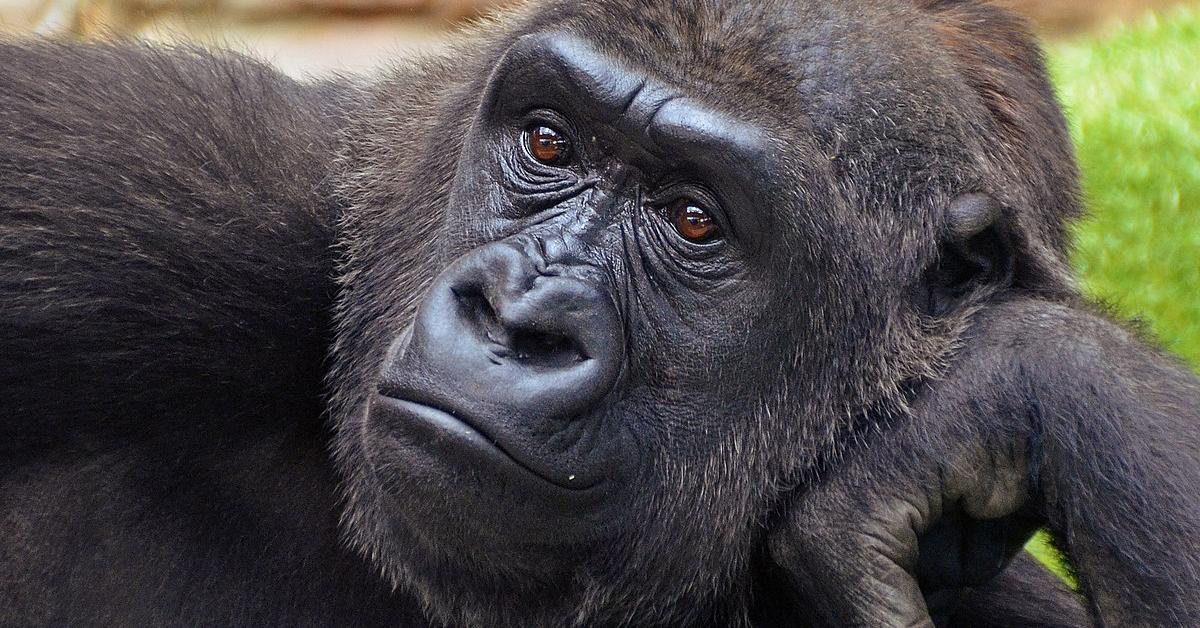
[767,423,1036,628]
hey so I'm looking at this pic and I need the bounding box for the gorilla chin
[365,236,632,547]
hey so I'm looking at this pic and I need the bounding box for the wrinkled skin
[3,0,1197,626]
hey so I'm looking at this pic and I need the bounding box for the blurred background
[0,0,1195,75]
[2,0,1197,585]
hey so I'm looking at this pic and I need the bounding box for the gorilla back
[0,42,421,624]
[4,0,1187,626]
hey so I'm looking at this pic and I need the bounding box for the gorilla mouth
[373,394,602,492]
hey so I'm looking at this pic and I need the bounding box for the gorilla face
[329,0,1073,624]
[370,31,789,535]
[343,31,830,622]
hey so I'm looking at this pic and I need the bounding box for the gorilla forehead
[518,0,963,132]
[483,31,783,245]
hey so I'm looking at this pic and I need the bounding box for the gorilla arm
[768,297,1200,627]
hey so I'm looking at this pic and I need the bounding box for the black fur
[0,41,420,624]
[1,0,1195,626]
[768,297,1200,626]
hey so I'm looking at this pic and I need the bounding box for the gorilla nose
[385,241,624,423]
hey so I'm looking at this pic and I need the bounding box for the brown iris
[526,125,571,166]
[668,198,720,243]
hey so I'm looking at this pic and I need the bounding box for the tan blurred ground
[1000,0,1196,31]
[1,0,1197,75]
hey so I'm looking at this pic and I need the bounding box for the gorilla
[2,0,1197,626]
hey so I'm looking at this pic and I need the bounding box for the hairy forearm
[1024,313,1200,623]
[769,296,1200,627]
[938,297,1200,624]
[949,552,1087,628]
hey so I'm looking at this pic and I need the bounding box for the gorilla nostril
[508,328,587,368]
[452,282,587,367]
[451,285,507,347]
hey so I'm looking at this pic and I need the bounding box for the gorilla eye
[525,124,572,166]
[666,198,720,244]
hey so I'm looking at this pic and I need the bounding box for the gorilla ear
[923,193,1015,316]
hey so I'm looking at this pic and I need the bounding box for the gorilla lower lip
[374,395,600,491]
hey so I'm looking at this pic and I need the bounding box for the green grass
[1056,7,1200,365]
[1023,6,1200,586]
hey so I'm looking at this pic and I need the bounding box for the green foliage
[1055,7,1200,365]
[1024,6,1200,587]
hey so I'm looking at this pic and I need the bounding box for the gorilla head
[328,0,1079,624]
